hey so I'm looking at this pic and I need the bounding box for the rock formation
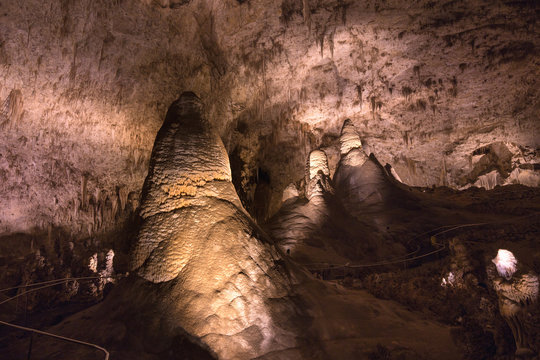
[1,0,538,240]
[281,183,300,204]
[491,250,539,358]
[0,1,539,358]
[1,94,471,360]
[338,120,369,168]
[268,149,335,261]
[129,92,305,359]
[305,149,333,200]
[268,146,383,264]
[333,119,412,217]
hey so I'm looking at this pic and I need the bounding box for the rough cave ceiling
[0,0,539,234]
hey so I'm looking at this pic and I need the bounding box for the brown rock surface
[0,0,538,233]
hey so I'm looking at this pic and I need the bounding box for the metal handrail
[0,276,110,293]
[300,222,491,271]
[0,319,109,360]
[0,276,117,360]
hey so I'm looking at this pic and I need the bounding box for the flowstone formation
[491,250,539,358]
[129,92,305,359]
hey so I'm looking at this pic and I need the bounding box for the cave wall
[0,0,538,236]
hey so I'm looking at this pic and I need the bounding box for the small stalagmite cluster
[268,118,405,264]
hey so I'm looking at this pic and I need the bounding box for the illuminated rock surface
[129,92,305,358]
[305,149,333,200]
[333,120,413,216]
[268,141,394,265]
[491,250,539,357]
[338,120,368,167]
[307,150,330,180]
[281,183,300,204]
[1,94,468,360]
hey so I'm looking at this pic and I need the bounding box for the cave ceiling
[0,0,538,234]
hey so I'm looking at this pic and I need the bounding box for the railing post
[27,333,33,360]
[25,289,32,359]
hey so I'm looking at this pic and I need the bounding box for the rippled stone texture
[131,92,303,359]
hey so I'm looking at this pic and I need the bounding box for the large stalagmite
[10,95,465,360]
[333,119,414,216]
[129,92,304,359]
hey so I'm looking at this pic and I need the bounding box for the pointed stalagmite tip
[169,91,202,116]
[308,149,330,180]
[305,149,332,199]
[339,119,363,155]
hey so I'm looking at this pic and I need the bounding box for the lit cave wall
[1,0,538,235]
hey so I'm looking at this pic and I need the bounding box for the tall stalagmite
[334,119,405,214]
[129,92,305,359]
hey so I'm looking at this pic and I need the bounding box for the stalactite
[0,89,23,129]
[73,198,80,220]
[127,191,139,213]
[439,157,448,186]
[94,188,101,207]
[403,131,409,147]
[111,194,119,219]
[47,223,53,255]
[81,174,88,210]
[329,30,335,58]
[318,27,325,57]
[88,194,96,232]
[302,0,311,33]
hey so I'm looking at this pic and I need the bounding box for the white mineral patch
[390,166,403,183]
[492,249,518,280]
